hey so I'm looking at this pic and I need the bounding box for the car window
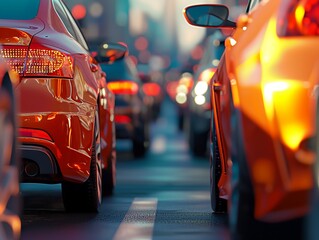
[199,33,225,67]
[53,0,89,51]
[125,58,140,80]
[0,0,40,20]
[53,1,77,39]
[100,59,138,82]
[60,0,89,51]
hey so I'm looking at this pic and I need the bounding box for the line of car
[0,0,161,239]
[184,0,319,239]
[4,0,318,238]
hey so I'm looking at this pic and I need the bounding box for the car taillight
[25,46,73,78]
[0,47,28,74]
[0,45,74,78]
[114,115,132,124]
[142,82,161,96]
[19,128,53,141]
[107,81,139,95]
[277,0,319,36]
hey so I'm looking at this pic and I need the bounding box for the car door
[213,0,262,188]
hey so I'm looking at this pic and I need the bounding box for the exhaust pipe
[24,161,39,177]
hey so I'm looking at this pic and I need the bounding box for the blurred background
[65,0,247,82]
[62,0,249,159]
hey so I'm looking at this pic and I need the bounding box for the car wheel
[62,113,102,212]
[133,138,146,157]
[190,128,208,157]
[229,106,258,239]
[132,123,147,158]
[210,120,227,213]
[0,82,21,240]
[102,150,115,196]
[102,122,116,196]
[188,113,208,156]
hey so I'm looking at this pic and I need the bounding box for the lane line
[150,136,166,153]
[113,198,158,240]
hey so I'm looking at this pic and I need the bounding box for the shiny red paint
[0,0,116,184]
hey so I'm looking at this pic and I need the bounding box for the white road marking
[150,136,166,153]
[113,198,158,240]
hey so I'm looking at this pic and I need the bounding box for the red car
[0,0,119,212]
[0,56,20,240]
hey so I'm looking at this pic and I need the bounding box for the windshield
[0,0,40,20]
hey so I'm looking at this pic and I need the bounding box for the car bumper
[17,78,96,183]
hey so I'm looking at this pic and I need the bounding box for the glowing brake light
[25,48,73,77]
[114,115,132,124]
[142,82,161,96]
[0,45,74,78]
[277,0,319,36]
[107,81,139,95]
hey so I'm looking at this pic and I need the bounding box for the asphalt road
[20,98,230,240]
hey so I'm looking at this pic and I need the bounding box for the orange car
[0,0,119,212]
[185,0,318,238]
[0,57,20,240]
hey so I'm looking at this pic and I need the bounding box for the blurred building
[65,0,248,68]
[65,0,130,49]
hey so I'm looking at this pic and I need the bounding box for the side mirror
[97,42,128,63]
[183,4,236,28]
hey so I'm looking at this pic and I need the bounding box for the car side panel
[17,76,95,182]
[229,0,315,221]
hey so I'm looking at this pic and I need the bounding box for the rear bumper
[18,112,94,183]
[21,145,61,183]
[17,77,96,183]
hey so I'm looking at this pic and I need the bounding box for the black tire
[132,121,148,158]
[62,114,102,212]
[133,138,146,157]
[210,120,227,213]
[229,106,259,240]
[190,128,208,157]
[102,123,116,196]
[178,114,184,131]
[102,162,114,196]
[187,113,209,157]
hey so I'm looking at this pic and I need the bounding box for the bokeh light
[89,2,103,18]
[72,4,87,20]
